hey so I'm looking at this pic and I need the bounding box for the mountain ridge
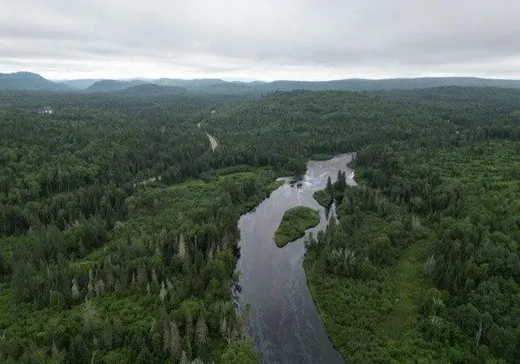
[0,72,70,91]
[112,83,187,96]
[84,79,148,92]
[3,71,520,93]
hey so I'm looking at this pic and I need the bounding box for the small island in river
[274,206,320,247]
[313,189,333,207]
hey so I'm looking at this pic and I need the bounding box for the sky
[1,0,519,81]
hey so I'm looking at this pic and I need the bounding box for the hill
[0,72,70,91]
[155,78,228,89]
[259,77,520,92]
[84,79,147,92]
[154,76,520,93]
[60,79,99,89]
[6,72,520,94]
[113,83,187,96]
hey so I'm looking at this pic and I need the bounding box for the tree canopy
[1,86,519,363]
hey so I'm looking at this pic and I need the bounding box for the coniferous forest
[1,85,520,363]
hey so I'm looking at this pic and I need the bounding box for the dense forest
[305,88,520,363]
[0,93,290,363]
[1,85,519,363]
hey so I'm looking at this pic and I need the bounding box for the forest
[0,85,519,363]
[305,89,520,363]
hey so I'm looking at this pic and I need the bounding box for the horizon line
[3,70,520,83]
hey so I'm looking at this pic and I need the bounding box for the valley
[0,84,519,363]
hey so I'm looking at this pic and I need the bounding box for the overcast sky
[1,0,519,80]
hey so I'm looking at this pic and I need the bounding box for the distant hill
[84,79,147,93]
[83,78,229,93]
[155,78,229,89]
[258,77,520,92]
[65,75,520,94]
[6,72,520,94]
[60,79,99,89]
[84,78,238,94]
[151,77,520,93]
[204,82,254,93]
[0,72,70,91]
[113,83,187,96]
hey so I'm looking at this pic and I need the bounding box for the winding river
[237,154,356,364]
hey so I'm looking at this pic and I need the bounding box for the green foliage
[274,206,320,247]
[310,153,334,161]
[2,86,520,363]
[0,90,285,363]
[313,189,332,207]
[220,340,259,364]
[304,89,520,363]
[313,173,346,207]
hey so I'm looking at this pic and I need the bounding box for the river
[236,154,356,364]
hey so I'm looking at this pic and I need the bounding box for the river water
[236,154,356,364]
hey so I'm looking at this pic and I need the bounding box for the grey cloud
[1,0,519,79]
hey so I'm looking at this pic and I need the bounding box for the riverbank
[303,193,433,363]
[301,150,435,362]
[303,141,520,363]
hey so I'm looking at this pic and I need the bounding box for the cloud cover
[1,0,519,80]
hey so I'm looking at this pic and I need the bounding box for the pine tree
[168,321,181,360]
[51,341,66,363]
[196,312,208,355]
[68,334,91,364]
[184,332,193,359]
[167,279,174,291]
[185,313,194,358]
[178,234,187,258]
[326,176,334,197]
[71,278,80,300]
[159,281,167,302]
[136,266,147,291]
[87,269,94,298]
[136,344,152,364]
[95,279,105,297]
[131,273,136,291]
[180,351,189,364]
[83,301,100,335]
[151,268,159,290]
[163,324,170,353]
[220,317,228,342]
